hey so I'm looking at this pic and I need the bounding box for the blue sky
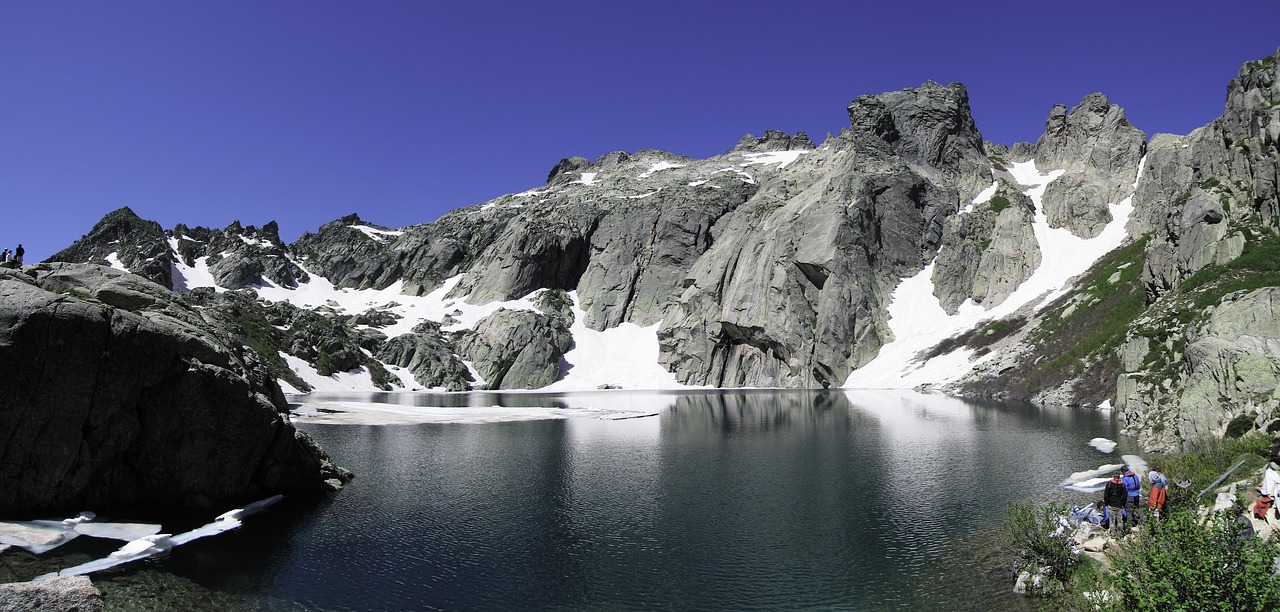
[3,1,1276,261]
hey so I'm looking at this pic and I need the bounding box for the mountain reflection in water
[128,390,1126,610]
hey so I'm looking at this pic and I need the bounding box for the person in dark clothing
[1104,472,1128,537]
[14,244,23,266]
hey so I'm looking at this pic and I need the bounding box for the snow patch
[844,158,1140,389]
[167,238,221,293]
[542,292,688,391]
[238,235,274,249]
[639,161,684,178]
[962,180,999,213]
[281,353,382,393]
[350,225,404,242]
[740,150,807,169]
[570,171,600,185]
[104,252,128,272]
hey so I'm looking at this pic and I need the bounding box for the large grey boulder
[376,321,473,391]
[0,264,350,514]
[455,306,573,390]
[0,576,102,612]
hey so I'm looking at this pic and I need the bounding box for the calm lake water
[67,390,1130,610]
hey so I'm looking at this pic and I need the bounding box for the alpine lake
[7,390,1129,610]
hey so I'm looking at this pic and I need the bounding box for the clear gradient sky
[3,1,1276,261]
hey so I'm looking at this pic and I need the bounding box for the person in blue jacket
[1121,465,1142,527]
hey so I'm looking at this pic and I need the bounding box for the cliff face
[34,49,1280,449]
[0,264,351,514]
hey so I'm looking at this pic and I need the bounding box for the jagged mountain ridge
[41,49,1280,448]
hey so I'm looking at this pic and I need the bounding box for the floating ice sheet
[74,522,162,542]
[1089,438,1117,453]
[35,495,284,580]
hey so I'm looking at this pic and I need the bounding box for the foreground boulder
[0,264,351,514]
[0,576,102,611]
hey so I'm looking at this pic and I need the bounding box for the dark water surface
[123,390,1128,610]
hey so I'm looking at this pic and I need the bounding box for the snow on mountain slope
[167,237,221,292]
[844,158,1143,389]
[542,292,688,391]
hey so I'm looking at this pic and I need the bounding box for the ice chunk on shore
[0,522,81,554]
[1065,477,1112,493]
[37,534,175,579]
[1121,454,1148,478]
[36,495,284,580]
[74,522,162,542]
[1066,464,1124,482]
[1089,438,1117,453]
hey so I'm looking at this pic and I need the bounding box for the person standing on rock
[0,248,7,262]
[1104,472,1127,537]
[1122,465,1142,527]
[1148,465,1169,518]
[13,244,23,266]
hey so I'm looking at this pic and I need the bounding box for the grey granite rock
[0,264,350,514]
[933,189,1040,313]
[1033,93,1146,238]
[376,321,473,391]
[455,306,572,389]
[0,576,102,612]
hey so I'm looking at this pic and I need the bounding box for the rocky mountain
[25,49,1280,451]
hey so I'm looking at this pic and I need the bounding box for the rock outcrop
[1035,93,1147,239]
[455,301,573,390]
[376,321,473,391]
[0,264,350,514]
[46,207,174,289]
[932,189,1040,313]
[659,81,992,387]
[0,576,102,611]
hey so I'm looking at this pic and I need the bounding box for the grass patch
[987,195,1012,214]
[1021,238,1149,391]
[1179,229,1280,308]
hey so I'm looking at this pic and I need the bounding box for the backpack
[1256,496,1275,519]
[1123,473,1141,495]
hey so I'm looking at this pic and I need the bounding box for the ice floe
[34,495,282,580]
[1089,438,1117,453]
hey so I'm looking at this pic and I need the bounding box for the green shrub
[988,195,1012,214]
[1107,510,1280,611]
[1002,501,1079,589]
[1225,414,1257,439]
[1152,432,1270,509]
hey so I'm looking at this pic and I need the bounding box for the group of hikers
[1098,464,1170,535]
[0,244,23,266]
[1079,451,1280,539]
